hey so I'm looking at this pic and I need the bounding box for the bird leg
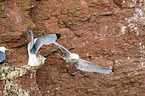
[58,54,69,72]
[62,64,69,72]
[112,60,117,72]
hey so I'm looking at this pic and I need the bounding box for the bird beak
[6,49,9,51]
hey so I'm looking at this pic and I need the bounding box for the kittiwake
[0,46,8,64]
[28,30,61,66]
[53,42,113,74]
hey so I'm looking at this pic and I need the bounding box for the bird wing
[28,30,36,54]
[41,34,58,45]
[0,51,5,62]
[32,34,58,54]
[74,59,112,74]
[29,30,34,46]
[53,42,71,57]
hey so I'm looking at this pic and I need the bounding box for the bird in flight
[28,30,61,66]
[53,42,113,74]
[0,46,8,64]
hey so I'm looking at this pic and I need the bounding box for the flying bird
[0,46,8,64]
[53,42,113,74]
[28,30,61,66]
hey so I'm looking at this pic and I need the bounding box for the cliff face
[0,0,145,95]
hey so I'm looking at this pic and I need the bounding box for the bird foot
[63,65,69,72]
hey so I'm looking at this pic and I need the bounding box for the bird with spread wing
[28,30,61,66]
[53,42,113,74]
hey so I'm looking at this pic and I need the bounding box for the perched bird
[28,30,61,66]
[0,46,8,64]
[53,42,113,74]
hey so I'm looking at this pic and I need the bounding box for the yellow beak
[6,49,9,51]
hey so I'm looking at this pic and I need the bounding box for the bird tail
[28,54,39,66]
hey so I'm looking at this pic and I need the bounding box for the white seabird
[28,30,61,66]
[0,46,8,64]
[53,42,113,74]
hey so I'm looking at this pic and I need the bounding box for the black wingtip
[56,34,61,39]
[42,33,45,35]
[0,61,4,64]
[112,69,116,72]
[112,69,114,72]
[29,30,32,33]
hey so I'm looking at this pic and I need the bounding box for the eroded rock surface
[0,0,145,95]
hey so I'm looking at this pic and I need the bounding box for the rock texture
[0,0,145,95]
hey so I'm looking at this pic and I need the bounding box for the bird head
[69,53,79,63]
[0,46,8,52]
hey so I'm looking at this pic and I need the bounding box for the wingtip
[112,69,115,72]
[0,61,4,64]
[29,30,33,36]
[56,34,61,39]
[29,30,32,33]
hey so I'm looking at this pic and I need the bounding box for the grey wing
[30,37,43,54]
[53,42,71,56]
[32,34,58,54]
[0,51,5,62]
[29,30,37,54]
[41,34,58,45]
[29,30,34,45]
[74,59,112,74]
